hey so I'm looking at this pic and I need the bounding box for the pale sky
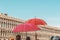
[0,0,60,27]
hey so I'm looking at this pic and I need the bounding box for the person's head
[58,38,60,40]
[26,37,30,40]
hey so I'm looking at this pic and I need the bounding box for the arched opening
[16,35,21,40]
[26,37,30,40]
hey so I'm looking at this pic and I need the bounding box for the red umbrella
[25,18,47,25]
[13,23,40,32]
[13,23,40,40]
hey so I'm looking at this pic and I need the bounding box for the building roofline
[38,25,60,31]
[0,13,24,23]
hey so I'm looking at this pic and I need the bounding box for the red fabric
[25,18,47,25]
[13,23,40,32]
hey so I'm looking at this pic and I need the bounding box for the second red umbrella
[13,23,40,32]
[13,23,40,40]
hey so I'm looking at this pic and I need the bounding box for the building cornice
[38,25,60,31]
[0,13,24,23]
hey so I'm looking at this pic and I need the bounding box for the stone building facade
[0,13,60,40]
[0,13,24,40]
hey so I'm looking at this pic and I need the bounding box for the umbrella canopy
[25,18,47,25]
[13,23,40,32]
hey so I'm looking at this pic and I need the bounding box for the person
[26,37,30,40]
[50,36,54,40]
[16,35,21,40]
[58,39,60,40]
